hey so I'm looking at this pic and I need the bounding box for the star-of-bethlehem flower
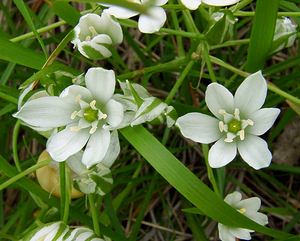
[101,0,168,34]
[72,12,123,60]
[180,0,240,11]
[14,67,123,168]
[218,191,268,241]
[176,71,280,169]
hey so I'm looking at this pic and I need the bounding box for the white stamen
[234,108,240,120]
[71,111,78,120]
[98,111,107,120]
[247,119,254,126]
[238,130,245,141]
[89,122,98,134]
[224,133,236,143]
[219,121,225,132]
[90,100,97,110]
[89,26,98,37]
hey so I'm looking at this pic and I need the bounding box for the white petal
[138,7,166,33]
[82,128,111,168]
[60,85,93,103]
[31,223,61,241]
[238,197,261,212]
[105,99,124,128]
[97,12,123,44]
[234,71,268,115]
[14,97,76,128]
[104,6,138,19]
[246,211,268,226]
[224,191,242,206]
[66,151,87,176]
[154,0,168,6]
[180,0,201,10]
[80,41,112,59]
[131,98,167,126]
[247,108,280,135]
[208,138,237,168]
[202,0,240,6]
[85,67,116,104]
[229,228,251,240]
[176,113,221,144]
[205,83,234,119]
[218,223,236,241]
[100,130,120,168]
[237,134,272,169]
[47,127,90,162]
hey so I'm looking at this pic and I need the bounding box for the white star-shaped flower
[101,0,168,34]
[218,191,268,241]
[14,68,124,168]
[176,71,280,169]
[180,0,240,10]
[72,12,123,60]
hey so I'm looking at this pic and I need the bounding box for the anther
[234,108,240,120]
[75,95,82,102]
[90,100,97,110]
[247,119,254,126]
[238,130,245,141]
[238,208,246,214]
[70,126,81,132]
[219,121,225,132]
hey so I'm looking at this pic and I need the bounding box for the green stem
[165,60,195,104]
[209,55,249,77]
[59,162,70,223]
[202,43,217,82]
[0,92,18,104]
[201,144,220,197]
[210,39,250,50]
[268,82,300,105]
[10,20,66,43]
[88,194,101,236]
[234,11,300,17]
[118,56,188,80]
[0,159,51,191]
[12,120,21,172]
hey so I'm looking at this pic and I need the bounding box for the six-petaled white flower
[218,191,268,241]
[180,0,240,10]
[101,0,168,33]
[72,12,123,59]
[176,71,280,169]
[14,67,124,168]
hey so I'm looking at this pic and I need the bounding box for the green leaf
[0,37,45,69]
[245,0,279,72]
[13,0,48,58]
[120,126,293,239]
[52,1,81,27]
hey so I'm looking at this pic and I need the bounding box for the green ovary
[228,119,241,133]
[83,107,98,122]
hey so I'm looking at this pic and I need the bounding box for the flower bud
[272,17,297,53]
[36,151,84,199]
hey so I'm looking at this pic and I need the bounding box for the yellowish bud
[36,151,84,199]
